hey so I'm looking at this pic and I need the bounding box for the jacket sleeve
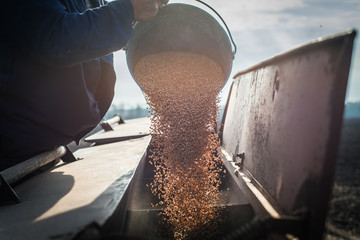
[10,0,134,68]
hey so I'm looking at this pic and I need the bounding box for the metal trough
[0,30,356,240]
[95,30,356,240]
[97,144,255,239]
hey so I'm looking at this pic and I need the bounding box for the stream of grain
[134,52,225,239]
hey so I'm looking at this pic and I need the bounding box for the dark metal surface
[221,30,356,239]
[61,146,78,163]
[126,3,234,91]
[0,174,20,206]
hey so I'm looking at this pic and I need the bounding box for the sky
[112,0,360,109]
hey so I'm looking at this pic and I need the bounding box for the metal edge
[74,137,152,240]
[218,81,234,142]
[233,29,357,79]
[306,29,357,240]
[221,146,307,237]
[221,146,281,219]
[85,134,151,146]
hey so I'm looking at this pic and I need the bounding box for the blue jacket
[0,0,134,149]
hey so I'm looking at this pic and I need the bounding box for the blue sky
[112,0,360,108]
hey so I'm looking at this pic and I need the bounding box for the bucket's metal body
[126,3,234,91]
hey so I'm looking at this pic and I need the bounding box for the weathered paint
[221,30,356,238]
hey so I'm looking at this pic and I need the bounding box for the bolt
[235,152,245,169]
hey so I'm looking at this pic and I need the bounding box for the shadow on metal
[0,146,66,205]
[220,30,357,239]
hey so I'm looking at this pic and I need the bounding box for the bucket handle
[193,0,237,58]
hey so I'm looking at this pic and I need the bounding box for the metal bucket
[126,3,236,91]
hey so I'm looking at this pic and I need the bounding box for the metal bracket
[0,174,20,206]
[225,152,245,177]
[100,115,125,132]
[221,147,307,238]
[61,146,78,163]
[100,122,114,132]
[235,152,245,169]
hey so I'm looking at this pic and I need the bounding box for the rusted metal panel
[221,30,356,239]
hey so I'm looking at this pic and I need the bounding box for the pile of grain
[134,52,225,239]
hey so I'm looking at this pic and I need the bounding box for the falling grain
[134,52,225,239]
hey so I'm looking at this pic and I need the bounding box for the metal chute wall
[220,30,356,239]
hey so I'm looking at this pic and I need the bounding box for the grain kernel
[134,52,225,239]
